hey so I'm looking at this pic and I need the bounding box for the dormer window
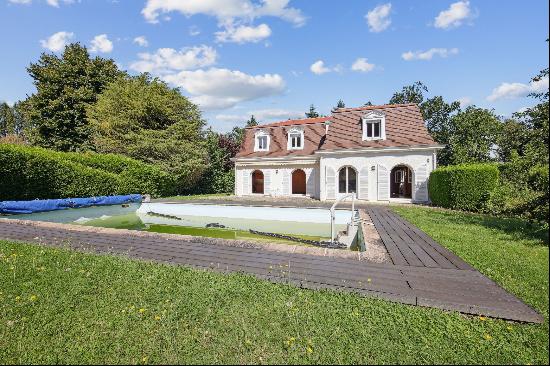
[362,111,386,141]
[365,119,381,138]
[287,127,304,150]
[254,130,270,152]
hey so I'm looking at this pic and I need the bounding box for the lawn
[1,206,548,364]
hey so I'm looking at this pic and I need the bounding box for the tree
[389,81,428,105]
[421,96,461,165]
[305,104,320,118]
[446,107,502,164]
[88,74,207,191]
[0,102,15,137]
[246,115,258,127]
[363,101,374,106]
[336,99,346,109]
[24,43,123,151]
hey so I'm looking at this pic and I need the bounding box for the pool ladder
[330,194,357,245]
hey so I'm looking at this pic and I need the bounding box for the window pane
[367,123,372,137]
[338,168,347,193]
[296,135,301,147]
[258,136,267,149]
[374,122,380,137]
[347,168,357,193]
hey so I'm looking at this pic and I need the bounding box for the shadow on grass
[424,208,549,247]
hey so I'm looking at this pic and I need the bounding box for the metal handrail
[330,194,355,243]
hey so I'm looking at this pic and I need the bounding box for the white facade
[234,147,439,202]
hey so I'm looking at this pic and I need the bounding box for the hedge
[0,144,176,200]
[428,164,500,211]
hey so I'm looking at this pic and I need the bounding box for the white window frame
[254,130,270,152]
[287,127,304,150]
[362,111,386,141]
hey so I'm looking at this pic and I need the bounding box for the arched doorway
[292,169,306,195]
[251,170,264,194]
[390,165,412,198]
[338,166,357,195]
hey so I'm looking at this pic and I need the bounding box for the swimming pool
[2,202,355,241]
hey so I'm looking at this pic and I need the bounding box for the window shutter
[326,167,336,200]
[359,166,369,200]
[242,170,250,195]
[282,169,290,195]
[377,164,389,201]
[414,164,429,202]
[264,170,271,195]
[306,168,316,196]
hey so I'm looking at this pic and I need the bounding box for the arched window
[338,167,357,194]
[252,170,264,194]
[292,169,306,194]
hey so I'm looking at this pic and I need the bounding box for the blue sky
[1,0,548,132]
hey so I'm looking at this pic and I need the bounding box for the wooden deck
[0,206,543,323]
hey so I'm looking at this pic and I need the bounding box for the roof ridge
[333,103,418,113]
[251,116,331,129]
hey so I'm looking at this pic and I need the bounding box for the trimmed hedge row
[0,144,176,200]
[428,164,500,211]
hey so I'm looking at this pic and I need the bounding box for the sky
[0,0,548,132]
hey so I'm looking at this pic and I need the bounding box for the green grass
[1,206,549,364]
[146,224,325,246]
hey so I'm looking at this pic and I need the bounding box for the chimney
[324,120,332,135]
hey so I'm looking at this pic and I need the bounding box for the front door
[292,169,306,195]
[390,166,412,198]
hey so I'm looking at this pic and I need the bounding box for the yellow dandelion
[484,334,492,340]
[29,295,37,302]
[155,315,161,321]
[139,308,146,314]
[307,345,313,354]
[507,326,513,331]
[142,356,148,363]
[479,316,487,321]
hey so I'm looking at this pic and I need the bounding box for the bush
[0,144,176,200]
[429,164,500,211]
[60,151,176,197]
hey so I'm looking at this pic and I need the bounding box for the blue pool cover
[0,194,142,215]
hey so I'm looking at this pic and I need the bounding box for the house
[233,103,444,202]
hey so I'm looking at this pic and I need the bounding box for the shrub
[429,164,500,211]
[0,144,175,200]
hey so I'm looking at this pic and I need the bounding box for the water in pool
[3,202,354,243]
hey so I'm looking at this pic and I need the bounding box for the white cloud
[142,0,306,26]
[351,58,375,73]
[487,76,549,102]
[90,34,113,53]
[133,36,149,47]
[46,0,75,7]
[457,96,472,107]
[310,60,341,75]
[162,68,286,110]
[189,26,201,36]
[365,3,392,33]
[129,45,217,74]
[434,1,473,29]
[402,47,459,61]
[216,109,302,122]
[40,31,74,52]
[215,23,271,43]
[10,0,75,6]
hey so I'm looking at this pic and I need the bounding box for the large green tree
[446,107,502,164]
[87,74,207,191]
[24,43,123,151]
[305,104,320,118]
[389,81,428,105]
[0,102,15,137]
